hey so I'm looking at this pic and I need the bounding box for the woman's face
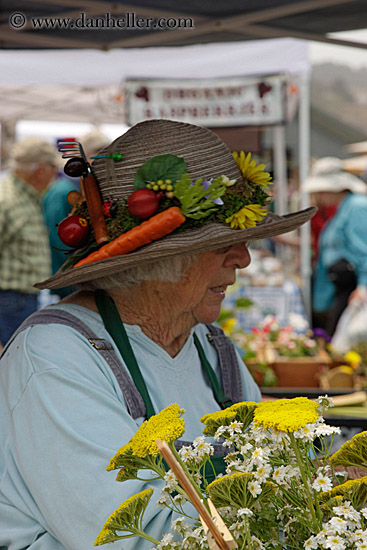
[172,242,251,326]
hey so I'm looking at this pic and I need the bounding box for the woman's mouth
[210,285,227,297]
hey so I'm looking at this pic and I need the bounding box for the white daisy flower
[313,474,333,492]
[238,507,254,518]
[304,535,319,549]
[249,479,262,497]
[315,424,341,437]
[334,502,361,523]
[255,463,272,482]
[157,532,176,550]
[323,534,346,550]
[327,517,348,534]
[164,470,177,490]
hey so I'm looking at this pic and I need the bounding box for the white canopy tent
[0,37,312,317]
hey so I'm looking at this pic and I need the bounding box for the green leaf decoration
[61,240,99,271]
[133,154,187,190]
[174,175,226,219]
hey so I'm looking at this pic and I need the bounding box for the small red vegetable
[57,215,89,248]
[127,189,159,219]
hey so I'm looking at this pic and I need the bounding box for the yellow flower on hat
[233,151,272,188]
[226,204,267,229]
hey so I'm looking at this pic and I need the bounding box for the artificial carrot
[73,206,186,268]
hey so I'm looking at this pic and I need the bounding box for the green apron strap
[95,289,156,419]
[193,333,234,409]
[95,289,233,418]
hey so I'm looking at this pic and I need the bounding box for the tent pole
[273,124,287,215]
[299,71,312,323]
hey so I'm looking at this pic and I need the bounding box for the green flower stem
[128,528,160,545]
[289,433,321,532]
[242,519,252,550]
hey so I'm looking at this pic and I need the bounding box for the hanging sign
[125,75,286,127]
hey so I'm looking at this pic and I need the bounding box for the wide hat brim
[36,207,316,289]
[35,119,316,290]
[302,173,366,195]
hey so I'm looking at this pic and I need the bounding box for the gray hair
[9,136,59,172]
[77,253,199,291]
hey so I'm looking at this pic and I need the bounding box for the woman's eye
[216,246,232,254]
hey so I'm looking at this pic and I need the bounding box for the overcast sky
[310,29,367,68]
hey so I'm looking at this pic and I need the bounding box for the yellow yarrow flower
[94,526,116,546]
[318,476,367,509]
[129,403,185,457]
[200,401,258,436]
[107,443,132,471]
[200,401,258,425]
[253,397,319,432]
[226,204,267,230]
[329,430,367,468]
[233,151,272,188]
[208,471,276,509]
[94,489,154,546]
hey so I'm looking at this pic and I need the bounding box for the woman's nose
[224,243,251,269]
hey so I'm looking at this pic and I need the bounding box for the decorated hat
[36,119,316,290]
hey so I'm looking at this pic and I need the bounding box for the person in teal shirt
[303,157,367,336]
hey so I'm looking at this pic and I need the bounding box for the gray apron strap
[205,324,243,404]
[1,309,146,419]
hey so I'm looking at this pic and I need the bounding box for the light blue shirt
[0,303,260,550]
[313,193,367,312]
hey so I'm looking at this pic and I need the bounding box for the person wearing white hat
[303,156,367,336]
[0,136,58,346]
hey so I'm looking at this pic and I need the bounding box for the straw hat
[36,119,316,290]
[302,157,366,194]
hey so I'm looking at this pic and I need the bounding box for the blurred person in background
[42,130,110,298]
[0,137,58,347]
[303,157,367,337]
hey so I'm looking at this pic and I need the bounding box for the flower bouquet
[95,398,367,550]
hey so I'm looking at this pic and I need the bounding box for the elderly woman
[0,120,314,550]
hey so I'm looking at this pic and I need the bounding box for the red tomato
[57,215,89,248]
[127,189,159,219]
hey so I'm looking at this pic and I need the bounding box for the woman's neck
[109,284,194,357]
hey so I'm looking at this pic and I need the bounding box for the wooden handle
[155,439,235,550]
[82,174,109,245]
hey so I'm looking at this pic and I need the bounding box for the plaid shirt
[0,173,51,294]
